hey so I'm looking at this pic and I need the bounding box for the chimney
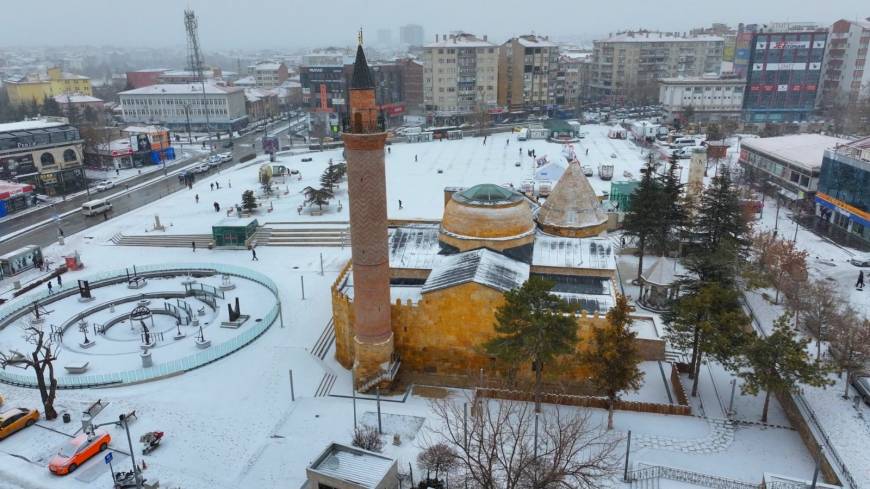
[483,34,488,41]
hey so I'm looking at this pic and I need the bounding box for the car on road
[207,155,222,166]
[0,407,39,440]
[195,163,211,173]
[222,141,234,149]
[853,375,870,406]
[849,254,870,267]
[219,152,233,163]
[81,199,112,217]
[48,431,111,475]
[94,180,115,192]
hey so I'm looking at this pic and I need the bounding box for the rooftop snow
[54,94,103,103]
[600,32,724,43]
[388,224,441,270]
[532,235,616,270]
[740,134,850,171]
[309,443,395,489]
[119,83,242,96]
[641,256,687,286]
[516,36,557,48]
[0,119,66,133]
[422,248,529,294]
[424,34,496,48]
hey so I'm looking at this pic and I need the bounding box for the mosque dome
[440,184,536,255]
[535,161,609,238]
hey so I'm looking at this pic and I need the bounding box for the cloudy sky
[1,0,867,49]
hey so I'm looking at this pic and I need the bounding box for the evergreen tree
[302,185,333,210]
[694,165,747,253]
[42,96,61,117]
[484,276,577,412]
[652,152,687,256]
[241,190,257,211]
[83,105,98,124]
[664,282,749,396]
[739,314,832,422]
[578,294,643,429]
[705,123,722,142]
[622,154,663,282]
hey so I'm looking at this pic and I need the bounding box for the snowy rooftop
[516,35,557,48]
[249,62,283,71]
[641,256,687,286]
[119,83,242,96]
[388,224,441,270]
[422,248,529,294]
[740,134,850,171]
[600,32,724,43]
[123,125,168,134]
[424,33,496,48]
[659,76,745,85]
[0,118,67,133]
[308,443,395,489]
[532,235,616,270]
[54,94,103,104]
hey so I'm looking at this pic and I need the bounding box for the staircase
[113,233,212,248]
[314,371,337,397]
[311,319,336,360]
[255,222,349,247]
[357,356,401,393]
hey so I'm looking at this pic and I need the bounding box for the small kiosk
[0,245,43,278]
[212,217,258,248]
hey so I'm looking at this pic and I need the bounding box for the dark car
[853,376,870,406]
[222,141,234,149]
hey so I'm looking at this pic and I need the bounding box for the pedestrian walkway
[634,417,735,454]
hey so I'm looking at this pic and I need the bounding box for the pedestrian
[210,183,214,191]
[506,139,509,146]
[398,199,403,209]
[213,202,220,212]
[858,270,865,290]
[251,248,258,261]
[519,147,522,155]
[125,184,130,191]
[195,194,199,204]
[387,147,391,154]
[57,275,62,287]
[414,154,418,162]
[228,179,232,189]
[58,228,64,237]
[216,182,220,189]
[192,241,196,253]
[47,282,53,294]
[103,210,109,221]
[483,136,487,145]
[585,148,589,156]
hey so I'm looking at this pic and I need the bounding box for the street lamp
[89,413,143,489]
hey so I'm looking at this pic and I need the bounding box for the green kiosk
[212,217,259,248]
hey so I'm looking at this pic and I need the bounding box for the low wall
[476,387,692,416]
[670,364,689,406]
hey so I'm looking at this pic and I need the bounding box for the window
[40,152,55,166]
[63,149,77,162]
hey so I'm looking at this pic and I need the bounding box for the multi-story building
[157,68,234,85]
[118,84,248,132]
[399,58,424,112]
[815,135,870,247]
[400,24,425,46]
[125,69,169,89]
[244,88,279,122]
[733,30,755,77]
[5,67,93,106]
[0,117,85,196]
[819,19,870,108]
[423,32,499,118]
[658,75,746,122]
[738,134,848,205]
[498,35,559,111]
[246,61,289,88]
[555,51,592,107]
[589,31,724,104]
[742,24,828,123]
[299,65,348,111]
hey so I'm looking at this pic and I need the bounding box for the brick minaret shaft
[343,41,394,390]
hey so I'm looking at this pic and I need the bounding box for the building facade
[400,24,424,46]
[589,31,724,104]
[818,19,870,108]
[0,118,85,196]
[423,32,499,117]
[5,67,93,106]
[299,65,348,111]
[738,134,848,205]
[244,88,280,122]
[498,35,559,111]
[815,136,870,247]
[246,61,289,88]
[556,51,592,107]
[118,84,248,132]
[399,58,424,112]
[658,75,746,122]
[742,25,828,122]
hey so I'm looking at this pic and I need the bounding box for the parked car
[853,375,870,406]
[48,431,111,475]
[207,155,222,166]
[94,180,114,192]
[849,254,870,267]
[195,164,210,174]
[0,407,39,440]
[219,152,233,163]
[221,141,234,149]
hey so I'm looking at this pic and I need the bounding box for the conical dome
[535,161,608,238]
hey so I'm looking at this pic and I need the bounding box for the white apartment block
[246,61,289,88]
[498,35,559,110]
[118,84,248,132]
[659,76,745,122]
[423,33,499,115]
[819,18,870,107]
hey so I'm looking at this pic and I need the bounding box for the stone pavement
[634,417,735,454]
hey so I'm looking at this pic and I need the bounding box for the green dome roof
[453,184,523,205]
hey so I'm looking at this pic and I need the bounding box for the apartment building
[816,136,870,247]
[556,51,592,107]
[423,32,499,117]
[5,67,93,107]
[742,24,828,122]
[498,35,559,111]
[246,61,289,88]
[819,18,870,108]
[400,24,425,46]
[659,75,746,122]
[118,83,248,132]
[589,31,724,104]
[0,117,85,196]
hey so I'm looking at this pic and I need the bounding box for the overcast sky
[1,0,867,50]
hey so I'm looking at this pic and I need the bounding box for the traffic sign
[104,452,113,464]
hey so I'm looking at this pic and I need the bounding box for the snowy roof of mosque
[532,235,616,270]
[388,224,442,270]
[535,161,608,231]
[422,248,529,294]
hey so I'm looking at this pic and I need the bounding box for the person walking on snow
[398,199,403,209]
[195,194,199,204]
[213,202,220,212]
[47,282,53,294]
[858,270,865,290]
[210,183,214,191]
[251,248,258,261]
[414,154,418,162]
[191,241,196,253]
[57,275,62,287]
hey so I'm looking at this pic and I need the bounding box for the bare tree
[0,326,60,419]
[417,442,460,485]
[828,306,870,399]
[351,425,384,453]
[425,393,621,489]
[800,280,842,359]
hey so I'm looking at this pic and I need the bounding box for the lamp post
[119,414,143,489]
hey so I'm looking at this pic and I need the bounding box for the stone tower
[343,38,395,391]
[687,147,707,197]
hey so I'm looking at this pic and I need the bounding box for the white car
[207,155,222,167]
[850,254,870,267]
[94,180,114,192]
[219,152,233,163]
[195,164,210,174]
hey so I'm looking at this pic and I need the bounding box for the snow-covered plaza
[0,126,858,489]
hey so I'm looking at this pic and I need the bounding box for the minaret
[343,34,394,391]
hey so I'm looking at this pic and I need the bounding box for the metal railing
[0,263,280,389]
[629,463,760,489]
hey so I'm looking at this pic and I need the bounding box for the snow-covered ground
[0,126,821,489]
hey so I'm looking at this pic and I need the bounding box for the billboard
[262,136,279,154]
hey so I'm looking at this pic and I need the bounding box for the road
[0,117,305,256]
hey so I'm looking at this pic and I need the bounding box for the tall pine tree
[694,165,747,253]
[622,153,663,282]
[653,152,687,256]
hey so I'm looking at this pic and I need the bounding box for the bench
[64,362,90,374]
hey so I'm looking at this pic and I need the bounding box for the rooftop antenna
[358,27,364,46]
[184,8,212,148]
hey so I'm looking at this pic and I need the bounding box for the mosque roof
[453,183,524,206]
[535,161,608,232]
[350,44,374,89]
[422,248,529,294]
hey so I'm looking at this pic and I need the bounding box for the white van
[517,128,529,141]
[81,199,112,217]
[671,137,697,149]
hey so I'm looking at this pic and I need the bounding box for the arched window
[40,152,55,166]
[63,149,77,162]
